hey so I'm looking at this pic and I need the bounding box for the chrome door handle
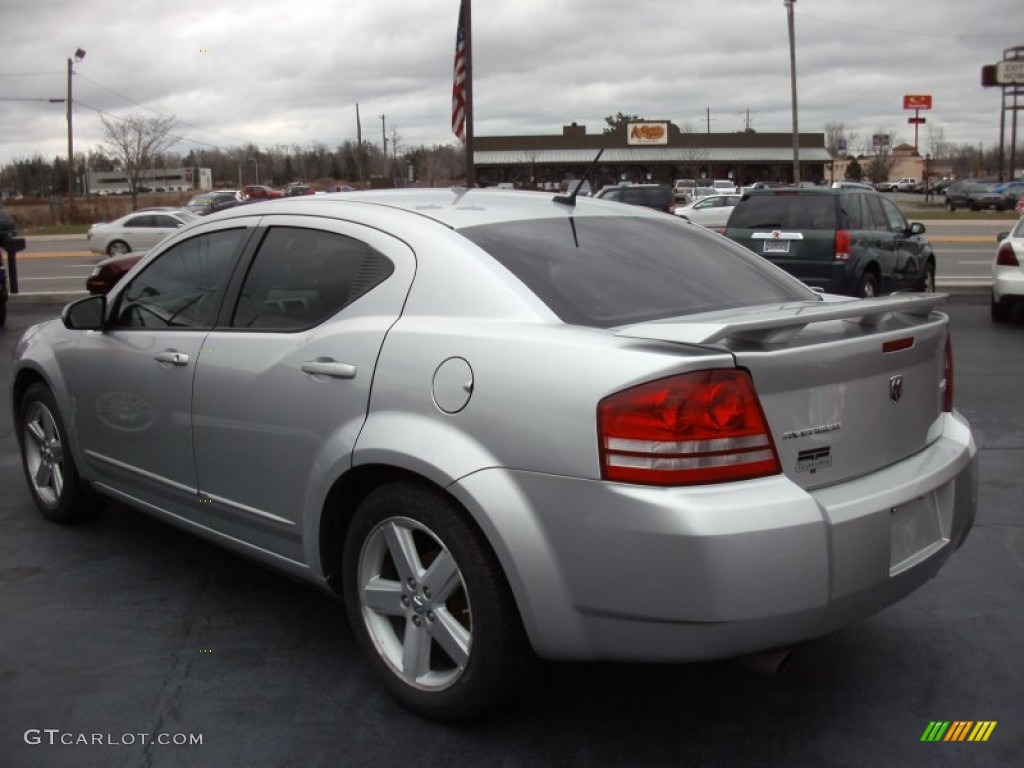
[155,350,189,366]
[301,360,357,379]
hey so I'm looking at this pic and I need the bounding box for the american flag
[451,0,468,141]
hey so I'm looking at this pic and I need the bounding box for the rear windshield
[460,216,815,328]
[728,194,837,230]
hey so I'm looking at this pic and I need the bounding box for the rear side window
[461,216,815,328]
[728,194,837,230]
[231,226,394,330]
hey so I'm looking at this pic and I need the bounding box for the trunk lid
[617,294,949,490]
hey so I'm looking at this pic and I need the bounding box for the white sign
[996,60,1024,84]
[627,123,668,145]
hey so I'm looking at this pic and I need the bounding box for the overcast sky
[0,0,1019,168]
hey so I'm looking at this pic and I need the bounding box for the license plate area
[890,494,946,575]
[763,239,791,254]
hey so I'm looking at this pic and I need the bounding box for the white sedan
[992,215,1024,322]
[674,193,742,228]
[87,209,198,256]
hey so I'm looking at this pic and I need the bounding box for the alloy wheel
[22,400,66,508]
[356,516,472,692]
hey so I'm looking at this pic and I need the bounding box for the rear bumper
[993,267,1024,303]
[451,411,977,662]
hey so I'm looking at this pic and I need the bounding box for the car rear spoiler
[616,294,946,346]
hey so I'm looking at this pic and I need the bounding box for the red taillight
[598,370,781,486]
[942,334,954,413]
[996,242,1019,267]
[834,229,852,261]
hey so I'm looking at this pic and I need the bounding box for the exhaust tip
[736,647,794,675]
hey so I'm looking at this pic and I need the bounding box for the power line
[800,14,1017,40]
[75,73,258,146]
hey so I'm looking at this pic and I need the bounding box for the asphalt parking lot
[1,296,1022,768]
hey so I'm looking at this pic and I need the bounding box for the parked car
[183,190,245,215]
[830,180,877,191]
[12,190,976,721]
[712,179,738,195]
[674,193,741,229]
[992,180,1024,211]
[673,178,696,201]
[723,187,936,297]
[991,215,1024,322]
[86,209,198,256]
[242,184,283,200]
[85,251,146,295]
[283,184,316,197]
[943,181,1006,212]
[688,178,717,201]
[876,178,918,193]
[593,183,675,213]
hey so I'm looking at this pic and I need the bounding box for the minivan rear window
[729,194,837,230]
[460,216,816,328]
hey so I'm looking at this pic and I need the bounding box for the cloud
[0,0,1018,169]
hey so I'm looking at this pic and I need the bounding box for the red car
[242,184,283,199]
[86,251,145,295]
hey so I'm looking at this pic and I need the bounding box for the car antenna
[554,149,604,207]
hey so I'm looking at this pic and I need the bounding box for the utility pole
[355,103,364,188]
[66,48,85,218]
[785,0,801,183]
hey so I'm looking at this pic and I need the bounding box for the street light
[784,0,800,184]
[249,157,259,186]
[67,48,85,215]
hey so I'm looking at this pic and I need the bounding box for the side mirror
[908,222,926,236]
[996,232,1010,242]
[62,294,106,331]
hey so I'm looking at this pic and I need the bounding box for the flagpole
[463,0,475,187]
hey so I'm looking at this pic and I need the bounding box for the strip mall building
[473,120,834,189]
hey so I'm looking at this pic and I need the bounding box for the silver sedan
[86,208,197,256]
[12,189,977,720]
[674,193,741,228]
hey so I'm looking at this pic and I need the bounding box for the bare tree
[926,124,951,161]
[864,127,901,183]
[824,122,859,159]
[101,113,177,208]
[678,123,709,180]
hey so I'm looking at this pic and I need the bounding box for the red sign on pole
[903,94,932,110]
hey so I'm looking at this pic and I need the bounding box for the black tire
[991,295,1012,322]
[106,240,130,257]
[857,270,880,298]
[18,383,99,523]
[917,261,936,293]
[0,296,6,327]
[342,482,535,721]
[945,200,955,212]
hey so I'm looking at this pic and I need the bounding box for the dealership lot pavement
[1,297,1021,768]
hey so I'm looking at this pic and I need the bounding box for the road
[8,218,1011,296]
[1,296,1022,768]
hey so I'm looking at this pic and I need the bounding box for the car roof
[205,187,667,230]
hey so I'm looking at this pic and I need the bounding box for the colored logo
[920,721,996,742]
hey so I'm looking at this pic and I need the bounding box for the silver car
[12,189,977,720]
[86,208,198,256]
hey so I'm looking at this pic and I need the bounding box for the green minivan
[723,188,935,297]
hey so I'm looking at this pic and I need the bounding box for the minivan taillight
[834,229,851,261]
[598,370,781,486]
[942,334,954,413]
[996,242,1019,267]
